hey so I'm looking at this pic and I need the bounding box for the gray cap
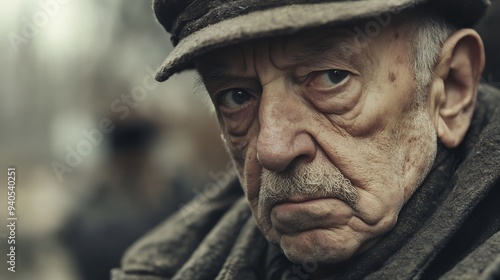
[153,0,490,82]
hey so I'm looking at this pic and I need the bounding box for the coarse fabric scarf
[111,84,500,280]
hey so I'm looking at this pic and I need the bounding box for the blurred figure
[60,113,195,280]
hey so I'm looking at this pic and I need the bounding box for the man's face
[196,23,437,265]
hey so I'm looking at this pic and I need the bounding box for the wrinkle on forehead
[267,37,287,71]
[292,28,360,59]
[239,44,248,71]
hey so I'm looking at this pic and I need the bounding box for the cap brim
[155,0,425,82]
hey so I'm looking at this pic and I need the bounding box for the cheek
[348,113,436,226]
[315,121,408,224]
[224,125,262,211]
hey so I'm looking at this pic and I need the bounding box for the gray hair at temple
[409,9,456,107]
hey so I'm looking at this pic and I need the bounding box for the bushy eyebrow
[197,44,247,83]
[197,66,245,92]
[198,65,231,80]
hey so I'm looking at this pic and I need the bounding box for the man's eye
[311,69,350,88]
[325,70,349,84]
[217,88,254,109]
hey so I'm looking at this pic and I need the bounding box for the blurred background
[0,1,498,280]
[0,1,231,280]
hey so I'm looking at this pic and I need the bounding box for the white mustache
[258,162,358,222]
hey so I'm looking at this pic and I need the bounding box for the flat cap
[153,0,490,82]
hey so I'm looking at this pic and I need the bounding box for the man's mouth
[269,197,355,235]
[269,192,354,211]
[281,194,333,204]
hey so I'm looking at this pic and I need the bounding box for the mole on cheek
[394,32,400,40]
[389,72,397,83]
[396,55,404,65]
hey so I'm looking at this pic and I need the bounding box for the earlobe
[431,29,485,148]
[437,117,459,148]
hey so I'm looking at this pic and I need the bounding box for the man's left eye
[311,69,350,88]
[217,88,254,109]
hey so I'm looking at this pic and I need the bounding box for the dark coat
[112,84,500,280]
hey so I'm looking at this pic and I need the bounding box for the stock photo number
[6,167,17,273]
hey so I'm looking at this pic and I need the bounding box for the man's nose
[256,84,316,172]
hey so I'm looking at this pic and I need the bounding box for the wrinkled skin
[195,23,438,270]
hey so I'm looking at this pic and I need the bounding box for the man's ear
[430,29,485,148]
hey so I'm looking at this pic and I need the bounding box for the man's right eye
[217,88,254,109]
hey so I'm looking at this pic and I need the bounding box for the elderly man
[112,0,500,279]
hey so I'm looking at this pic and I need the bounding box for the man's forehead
[196,26,366,76]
